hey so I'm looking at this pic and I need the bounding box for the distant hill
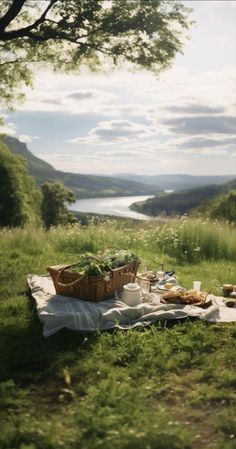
[130,179,236,217]
[195,188,236,222]
[113,173,236,191]
[3,136,155,199]
[4,136,235,201]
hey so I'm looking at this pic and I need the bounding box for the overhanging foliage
[0,0,192,107]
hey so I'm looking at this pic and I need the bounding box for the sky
[1,0,236,176]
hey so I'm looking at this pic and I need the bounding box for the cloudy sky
[2,0,236,176]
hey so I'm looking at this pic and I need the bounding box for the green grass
[0,218,236,449]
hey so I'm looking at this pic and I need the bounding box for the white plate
[155,279,180,291]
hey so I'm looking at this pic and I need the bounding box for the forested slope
[4,136,155,198]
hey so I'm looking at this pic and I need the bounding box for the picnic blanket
[27,274,236,338]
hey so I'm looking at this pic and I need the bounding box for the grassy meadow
[0,217,236,449]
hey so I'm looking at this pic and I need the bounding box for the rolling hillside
[3,135,235,203]
[114,173,236,190]
[3,136,156,198]
[195,188,236,221]
[130,180,236,217]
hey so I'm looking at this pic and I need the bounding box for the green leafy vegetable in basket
[70,249,140,277]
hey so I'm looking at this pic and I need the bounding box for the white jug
[120,283,141,306]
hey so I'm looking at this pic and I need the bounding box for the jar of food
[223,284,233,297]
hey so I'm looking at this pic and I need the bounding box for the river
[70,195,153,220]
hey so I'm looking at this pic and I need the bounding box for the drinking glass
[140,279,151,295]
[193,281,201,292]
[156,270,166,281]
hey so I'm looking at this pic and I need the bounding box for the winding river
[70,195,153,220]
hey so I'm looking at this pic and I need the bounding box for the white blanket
[27,275,236,338]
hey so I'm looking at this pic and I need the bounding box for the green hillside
[3,136,155,199]
[130,180,236,217]
[195,189,236,221]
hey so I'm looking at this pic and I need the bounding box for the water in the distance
[70,195,153,220]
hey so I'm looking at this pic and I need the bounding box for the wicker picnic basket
[47,257,140,302]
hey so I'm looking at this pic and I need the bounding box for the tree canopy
[41,181,76,228]
[0,138,76,228]
[0,0,192,108]
[0,141,41,227]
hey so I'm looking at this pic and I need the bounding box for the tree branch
[26,30,117,57]
[0,0,26,33]
[0,0,58,41]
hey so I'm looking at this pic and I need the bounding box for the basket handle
[57,255,102,274]
[55,266,87,287]
[55,254,104,287]
[110,261,138,274]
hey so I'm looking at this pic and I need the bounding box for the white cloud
[163,104,225,115]
[67,120,159,145]
[181,148,228,156]
[37,149,191,175]
[0,121,40,144]
[0,122,17,136]
[18,134,40,143]
[138,67,236,112]
[162,115,236,137]
[17,88,118,114]
[18,63,235,119]
[157,134,235,156]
